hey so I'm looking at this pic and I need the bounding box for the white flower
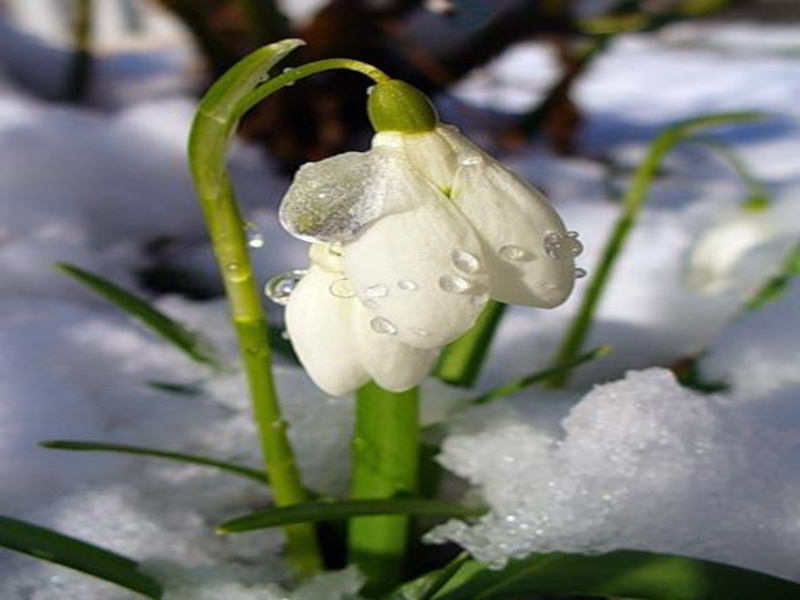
[272,80,581,396]
[687,199,798,297]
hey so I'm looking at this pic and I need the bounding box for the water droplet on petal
[543,231,583,259]
[371,317,397,335]
[264,270,306,305]
[451,249,481,273]
[398,279,419,291]
[410,328,430,337]
[574,268,587,279]
[362,298,380,309]
[498,245,532,261]
[365,284,388,298]
[460,154,482,166]
[329,278,356,298]
[439,275,472,294]
[244,222,264,248]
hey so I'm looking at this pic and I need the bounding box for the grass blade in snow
[396,549,800,600]
[0,515,162,598]
[218,499,485,534]
[40,440,267,485]
[58,263,222,369]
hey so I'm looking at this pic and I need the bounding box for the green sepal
[368,80,438,133]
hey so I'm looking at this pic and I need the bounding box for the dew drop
[451,249,481,273]
[371,317,398,335]
[365,284,388,298]
[225,261,247,281]
[329,278,355,298]
[574,268,587,279]
[498,244,531,261]
[410,328,430,337]
[264,269,306,305]
[567,230,580,238]
[244,222,264,248]
[362,298,380,309]
[459,154,482,166]
[397,279,419,291]
[282,67,294,74]
[543,231,583,259]
[439,275,472,294]
[366,85,376,95]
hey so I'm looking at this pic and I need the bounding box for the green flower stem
[547,112,765,387]
[234,58,390,119]
[189,41,396,575]
[189,39,327,576]
[435,301,506,387]
[349,383,420,596]
[193,172,320,575]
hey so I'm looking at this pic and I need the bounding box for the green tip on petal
[367,80,438,133]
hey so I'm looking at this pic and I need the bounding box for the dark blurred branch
[65,0,93,103]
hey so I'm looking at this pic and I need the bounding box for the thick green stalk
[349,383,420,596]
[435,301,506,387]
[548,112,764,387]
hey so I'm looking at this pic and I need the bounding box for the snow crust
[0,17,799,598]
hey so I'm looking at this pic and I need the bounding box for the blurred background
[1,0,794,166]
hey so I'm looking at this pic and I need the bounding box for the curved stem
[547,112,765,387]
[190,39,341,576]
[234,58,390,120]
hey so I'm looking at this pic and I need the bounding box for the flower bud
[367,80,438,133]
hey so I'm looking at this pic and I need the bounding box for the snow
[0,15,799,598]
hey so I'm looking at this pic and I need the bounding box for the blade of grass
[471,345,611,405]
[57,263,222,370]
[40,440,267,485]
[218,499,484,534]
[548,112,767,387]
[0,515,162,598]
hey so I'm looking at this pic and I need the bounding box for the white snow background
[1,14,800,600]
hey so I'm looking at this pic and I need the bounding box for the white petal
[285,265,369,396]
[344,180,489,350]
[352,302,439,392]
[451,153,578,307]
[373,130,458,194]
[280,147,423,244]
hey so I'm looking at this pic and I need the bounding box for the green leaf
[0,515,162,598]
[396,550,800,600]
[218,499,485,534]
[40,440,267,485]
[470,345,611,405]
[146,380,203,396]
[57,263,222,370]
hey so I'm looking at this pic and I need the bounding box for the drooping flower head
[271,80,583,395]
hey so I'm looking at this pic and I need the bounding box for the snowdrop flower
[687,197,798,297]
[271,80,582,395]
